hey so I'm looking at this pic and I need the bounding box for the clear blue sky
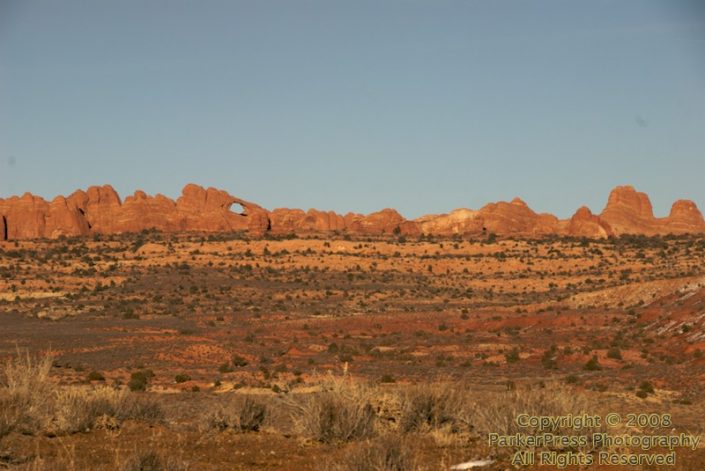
[1,0,703,218]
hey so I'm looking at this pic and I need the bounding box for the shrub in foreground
[128,370,154,392]
[289,376,376,443]
[118,449,189,471]
[0,352,163,437]
[473,382,608,451]
[207,396,267,432]
[323,435,419,471]
[400,383,471,433]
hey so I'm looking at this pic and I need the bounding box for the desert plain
[0,226,704,470]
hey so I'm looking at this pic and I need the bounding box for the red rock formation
[269,208,347,234]
[476,198,560,235]
[345,209,412,235]
[177,184,250,233]
[269,209,306,234]
[0,184,270,240]
[415,209,482,235]
[45,196,91,238]
[599,185,659,235]
[414,198,562,236]
[270,208,418,235]
[171,184,270,235]
[306,209,347,233]
[0,183,702,240]
[397,220,422,236]
[68,185,123,233]
[0,193,50,239]
[665,200,705,234]
[567,206,613,238]
[120,191,181,232]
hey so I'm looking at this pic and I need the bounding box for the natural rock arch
[229,202,246,217]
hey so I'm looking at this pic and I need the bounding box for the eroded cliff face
[599,185,659,235]
[666,200,705,234]
[0,193,53,240]
[0,184,703,241]
[0,184,270,240]
[596,186,705,236]
[567,206,613,239]
[413,198,560,237]
[269,208,347,234]
[412,188,704,239]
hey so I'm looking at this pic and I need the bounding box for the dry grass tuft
[52,386,164,434]
[118,449,190,471]
[0,351,163,439]
[206,396,267,432]
[289,375,376,443]
[399,382,472,434]
[0,351,54,436]
[473,382,601,436]
[13,446,190,471]
[323,435,420,471]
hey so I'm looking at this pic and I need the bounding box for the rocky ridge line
[1,184,703,240]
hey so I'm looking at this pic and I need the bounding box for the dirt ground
[0,232,703,469]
